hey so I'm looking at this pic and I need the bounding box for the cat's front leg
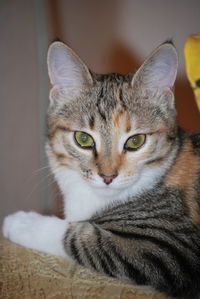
[2,211,68,258]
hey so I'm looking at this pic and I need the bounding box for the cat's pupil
[131,137,138,144]
[129,137,140,147]
[81,134,89,143]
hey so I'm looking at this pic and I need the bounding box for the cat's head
[46,42,178,198]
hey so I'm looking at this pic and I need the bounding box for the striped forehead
[92,73,131,121]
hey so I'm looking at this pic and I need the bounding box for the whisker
[32,165,51,175]
[25,174,53,203]
[25,163,64,201]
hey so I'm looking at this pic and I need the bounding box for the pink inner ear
[48,47,82,87]
[133,44,178,90]
[146,63,176,89]
[47,42,93,92]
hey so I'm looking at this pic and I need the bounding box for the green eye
[124,134,146,151]
[74,131,94,148]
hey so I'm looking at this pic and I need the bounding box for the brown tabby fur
[165,138,200,224]
[46,42,200,299]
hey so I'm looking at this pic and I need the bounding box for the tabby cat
[3,41,200,299]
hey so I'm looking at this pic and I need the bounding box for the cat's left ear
[131,43,178,90]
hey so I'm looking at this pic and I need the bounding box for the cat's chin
[90,183,128,198]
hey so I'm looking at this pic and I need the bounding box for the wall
[0,0,50,224]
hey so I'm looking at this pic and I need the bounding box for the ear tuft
[132,43,178,90]
[47,42,93,99]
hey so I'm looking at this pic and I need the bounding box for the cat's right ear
[47,42,93,101]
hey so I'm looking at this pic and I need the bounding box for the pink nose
[99,173,118,185]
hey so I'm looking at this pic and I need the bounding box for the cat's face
[47,42,178,198]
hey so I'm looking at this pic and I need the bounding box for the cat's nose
[99,173,118,185]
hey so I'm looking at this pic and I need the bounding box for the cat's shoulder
[185,130,200,155]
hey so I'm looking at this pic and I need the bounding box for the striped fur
[46,42,200,298]
[64,133,200,299]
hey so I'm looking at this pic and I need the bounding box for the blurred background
[1,0,200,224]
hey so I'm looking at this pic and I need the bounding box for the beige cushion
[0,235,169,298]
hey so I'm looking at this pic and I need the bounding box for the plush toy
[184,34,200,111]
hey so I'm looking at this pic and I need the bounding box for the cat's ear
[131,43,178,90]
[47,42,93,100]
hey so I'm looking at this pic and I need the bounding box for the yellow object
[184,34,200,111]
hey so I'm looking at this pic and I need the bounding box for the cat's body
[3,42,200,299]
[64,129,200,299]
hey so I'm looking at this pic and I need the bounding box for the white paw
[3,211,41,241]
[2,211,69,258]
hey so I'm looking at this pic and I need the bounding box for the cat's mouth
[89,179,134,197]
[91,185,123,197]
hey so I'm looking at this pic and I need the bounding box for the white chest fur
[55,169,113,221]
[53,163,168,222]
